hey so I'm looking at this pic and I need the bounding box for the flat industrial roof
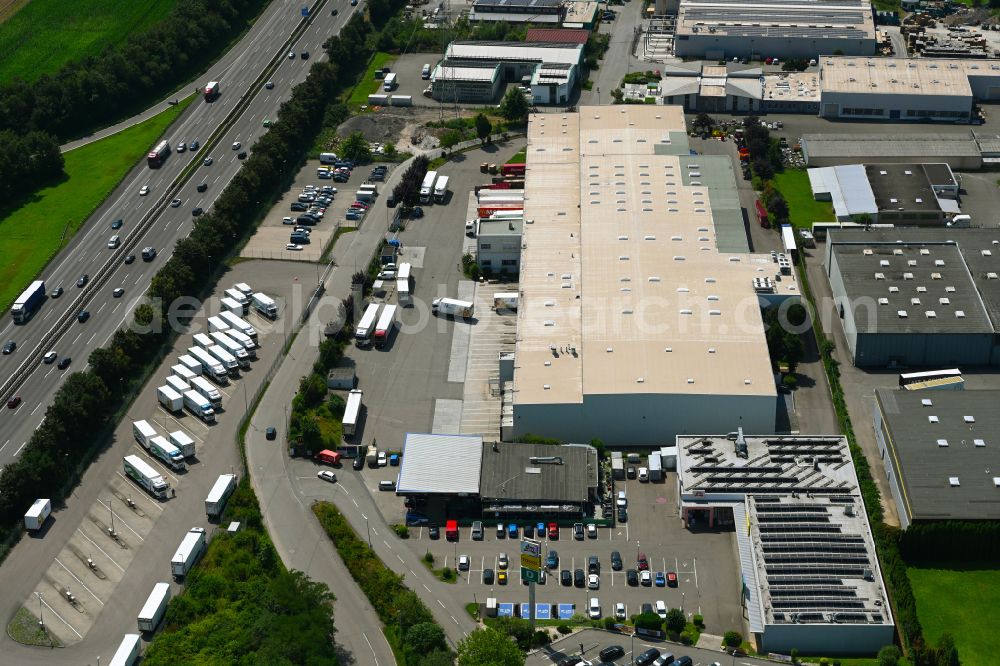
[446,41,583,66]
[827,228,1000,334]
[396,433,484,495]
[525,28,590,44]
[801,133,982,160]
[676,0,875,40]
[433,60,501,83]
[821,56,972,96]
[472,0,562,8]
[763,72,821,103]
[877,388,1000,521]
[514,106,797,408]
[478,442,595,503]
[864,164,943,213]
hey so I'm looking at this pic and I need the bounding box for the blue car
[655,571,666,587]
[546,550,559,569]
[537,522,545,535]
[507,523,518,538]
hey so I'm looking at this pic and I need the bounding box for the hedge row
[313,502,454,666]
[900,521,1000,565]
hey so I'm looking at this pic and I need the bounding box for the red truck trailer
[204,81,220,101]
[147,139,170,168]
[755,200,770,229]
[501,163,526,177]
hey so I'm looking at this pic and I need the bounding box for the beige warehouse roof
[515,106,794,408]
[820,56,975,96]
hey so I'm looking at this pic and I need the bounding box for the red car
[637,552,649,571]
[547,522,559,539]
[7,395,21,409]
[667,571,678,587]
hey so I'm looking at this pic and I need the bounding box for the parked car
[457,555,469,571]
[574,523,584,540]
[496,523,505,539]
[626,569,638,586]
[548,523,558,539]
[546,550,559,569]
[638,552,649,570]
[611,551,622,571]
[587,523,597,539]
[574,569,585,587]
[560,569,571,586]
[507,523,517,538]
[640,570,652,586]
[588,574,600,589]
[428,526,439,539]
[317,470,336,483]
[655,571,666,587]
[667,571,678,586]
[497,570,507,584]
[483,568,494,584]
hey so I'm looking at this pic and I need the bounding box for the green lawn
[772,169,835,230]
[506,149,526,164]
[909,566,1000,666]
[0,0,177,83]
[343,52,396,109]
[0,95,193,312]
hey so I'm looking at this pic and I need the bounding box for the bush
[441,567,455,581]
[531,630,550,647]
[632,612,663,632]
[679,630,693,645]
[556,624,572,635]
[424,551,435,564]
[692,613,704,627]
[603,617,617,630]
[393,524,410,538]
[723,631,743,648]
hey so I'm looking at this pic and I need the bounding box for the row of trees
[0,130,63,206]
[899,521,1000,564]
[392,155,430,211]
[144,480,339,664]
[0,0,271,142]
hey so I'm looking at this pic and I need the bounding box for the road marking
[30,404,42,416]
[112,302,121,314]
[361,632,380,666]
[0,439,7,452]
[352,498,358,507]
[135,276,142,285]
[42,310,53,321]
[114,471,164,511]
[383,539,390,549]
[88,332,96,345]
[437,599,446,608]
[72,332,82,345]
[54,558,104,605]
[14,441,27,456]
[76,528,125,573]
[39,595,82,639]
[396,554,404,564]
[44,367,54,379]
[95,498,144,541]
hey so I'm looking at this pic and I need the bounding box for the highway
[0,0,356,469]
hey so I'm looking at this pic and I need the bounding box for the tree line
[0,130,63,207]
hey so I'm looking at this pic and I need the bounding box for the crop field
[0,0,176,83]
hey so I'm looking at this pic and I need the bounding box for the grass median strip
[0,95,193,312]
[343,52,395,109]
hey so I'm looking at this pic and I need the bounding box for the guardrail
[0,0,328,405]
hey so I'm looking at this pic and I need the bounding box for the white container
[24,498,51,531]
[108,633,141,666]
[137,582,171,633]
[343,390,363,437]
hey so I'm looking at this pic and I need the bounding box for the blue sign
[557,603,575,620]
[519,603,530,617]
[534,604,551,620]
[497,603,514,617]
[301,6,310,16]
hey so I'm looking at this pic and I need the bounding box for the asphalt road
[0,0,361,469]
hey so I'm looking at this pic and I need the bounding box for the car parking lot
[530,628,772,666]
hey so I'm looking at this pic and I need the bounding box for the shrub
[556,624,572,635]
[679,630,693,645]
[692,613,704,627]
[424,551,435,564]
[723,631,743,647]
[441,567,454,581]
[603,617,617,630]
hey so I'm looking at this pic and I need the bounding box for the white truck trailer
[233,282,253,297]
[171,527,207,578]
[223,327,257,358]
[188,346,228,384]
[221,296,247,315]
[432,297,474,318]
[373,304,397,349]
[193,332,214,350]
[354,303,381,346]
[224,288,248,307]
[108,634,142,666]
[123,455,169,499]
[137,582,171,633]
[205,474,237,520]
[190,376,222,407]
[169,430,196,459]
[172,362,199,383]
[207,315,230,334]
[165,374,190,395]
[133,420,158,449]
[211,332,250,369]
[183,390,216,423]
[434,175,449,203]
[419,170,438,203]
[218,311,258,342]
[343,390,363,437]
[208,344,239,376]
[150,435,186,471]
[493,292,518,311]
[24,498,51,531]
[157,385,183,414]
[251,292,278,319]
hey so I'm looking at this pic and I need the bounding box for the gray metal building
[431,61,503,104]
[477,217,523,275]
[479,442,598,517]
[801,133,984,169]
[874,388,1000,529]
[825,229,1000,368]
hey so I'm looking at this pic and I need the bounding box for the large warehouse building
[874,388,1000,530]
[510,106,801,446]
[673,0,877,60]
[825,228,1000,368]
[676,432,895,654]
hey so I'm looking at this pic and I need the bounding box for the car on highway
[232,141,241,150]
[77,310,90,323]
[301,51,309,59]
[263,118,272,127]
[265,81,275,89]
[177,142,186,153]
[139,185,150,196]
[113,288,125,298]
[76,274,89,287]
[197,182,208,193]
[192,207,204,216]
[171,198,182,207]
[43,351,57,364]
[50,287,63,298]
[331,7,338,14]
[123,254,135,265]
[7,395,21,409]
[111,219,123,230]
[483,568,494,584]
[286,244,303,251]
[266,426,277,440]
[238,151,247,160]
[203,157,214,166]
[57,357,71,370]
[142,247,157,261]
[351,0,357,5]
[288,50,295,59]
[317,470,336,483]
[190,140,200,151]
[3,341,16,354]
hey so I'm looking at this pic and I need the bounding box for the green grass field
[772,168,835,229]
[0,95,193,312]
[0,0,176,83]
[909,566,1000,666]
[343,52,396,109]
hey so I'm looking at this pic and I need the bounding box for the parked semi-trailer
[251,292,278,319]
[203,81,220,101]
[218,311,257,341]
[210,331,250,369]
[188,347,228,384]
[234,282,253,296]
[220,296,247,315]
[224,288,248,307]
[431,298,474,318]
[208,344,239,376]
[193,332,214,350]
[133,419,158,449]
[165,375,190,395]
[205,474,237,520]
[223,327,257,358]
[373,304,397,349]
[150,435,186,471]
[157,386,183,414]
[137,582,171,633]
[190,375,222,407]
[11,280,45,323]
[23,498,51,531]
[108,633,142,666]
[172,363,198,383]
[354,303,381,346]
[419,170,438,203]
[343,390,363,437]
[434,175,450,203]
[207,315,230,334]
[183,390,216,423]
[501,162,526,177]
[169,430,196,459]
[177,354,202,377]
[123,455,169,499]
[171,527,207,578]
[147,139,171,168]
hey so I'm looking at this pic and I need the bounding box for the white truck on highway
[123,455,169,499]
[171,527,207,578]
[157,385,183,414]
[211,331,251,368]
[221,296,246,315]
[149,435,186,471]
[165,374,191,395]
[137,582,171,633]
[208,344,240,376]
[218,311,258,342]
[354,303,381,346]
[183,390,216,423]
[432,297,474,318]
[419,170,438,203]
[190,375,222,407]
[169,430,196,459]
[133,420,158,449]
[24,498,51,531]
[205,474,237,520]
[251,292,278,319]
[188,346,229,384]
[172,362,198,383]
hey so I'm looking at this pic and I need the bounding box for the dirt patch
[337,108,445,151]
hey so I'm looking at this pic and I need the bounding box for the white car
[458,555,470,570]
[640,570,652,586]
[139,185,150,196]
[377,451,387,466]
[655,600,667,619]
[498,552,509,569]
[617,490,627,507]
[170,198,182,207]
[377,268,396,280]
[587,523,597,538]
[204,157,213,166]
[615,602,626,620]
[317,470,336,483]
[288,50,295,59]
[176,142,186,153]
[232,141,241,150]
[283,216,294,225]
[588,573,600,589]
[43,351,58,364]
[588,597,601,619]
[285,244,303,251]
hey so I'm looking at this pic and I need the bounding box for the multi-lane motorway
[0,0,355,468]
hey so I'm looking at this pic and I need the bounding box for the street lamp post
[36,592,43,629]
[630,632,635,665]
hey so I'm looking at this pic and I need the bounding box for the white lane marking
[14,441,26,456]
[75,528,125,572]
[112,302,121,314]
[0,439,8,452]
[88,333,96,345]
[97,302,107,314]
[53,558,104,605]
[30,404,42,416]
[44,367,54,379]
[38,595,82,639]
[95,498,144,541]
[72,332,82,345]
[361,632,380,666]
